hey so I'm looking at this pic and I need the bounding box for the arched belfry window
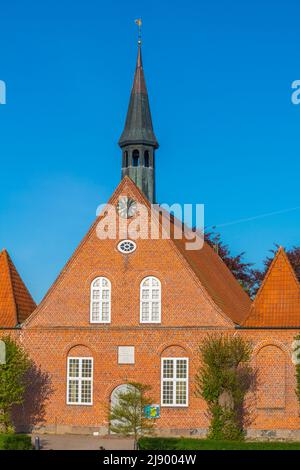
[123,151,128,168]
[144,150,150,168]
[90,277,111,323]
[132,149,140,167]
[140,276,161,323]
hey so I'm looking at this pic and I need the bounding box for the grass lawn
[0,434,32,450]
[138,437,300,450]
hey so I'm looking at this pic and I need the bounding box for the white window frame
[118,346,135,364]
[90,277,111,324]
[161,357,189,407]
[67,357,93,406]
[140,276,161,324]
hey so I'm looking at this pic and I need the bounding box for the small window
[161,358,188,407]
[132,149,139,167]
[118,346,135,364]
[67,357,93,405]
[144,151,150,167]
[140,276,161,323]
[90,277,111,323]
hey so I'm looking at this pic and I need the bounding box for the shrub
[0,433,32,450]
[0,336,31,432]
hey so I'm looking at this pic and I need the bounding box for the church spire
[119,22,159,203]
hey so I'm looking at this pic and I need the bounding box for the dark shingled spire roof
[119,44,159,148]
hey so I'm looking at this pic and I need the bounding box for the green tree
[195,334,253,441]
[109,382,155,448]
[0,336,31,433]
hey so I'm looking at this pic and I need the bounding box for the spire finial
[134,18,142,46]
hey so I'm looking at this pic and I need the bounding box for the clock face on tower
[117,197,137,219]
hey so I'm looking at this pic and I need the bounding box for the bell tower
[118,27,159,203]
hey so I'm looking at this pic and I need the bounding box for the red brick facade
[1,177,299,439]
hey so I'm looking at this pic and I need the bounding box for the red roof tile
[243,247,300,327]
[0,250,36,327]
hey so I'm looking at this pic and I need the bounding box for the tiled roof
[242,247,300,327]
[0,250,36,327]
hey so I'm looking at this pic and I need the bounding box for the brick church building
[1,40,300,440]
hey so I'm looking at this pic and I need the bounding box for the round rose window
[117,240,137,254]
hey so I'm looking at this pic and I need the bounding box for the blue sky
[0,0,299,302]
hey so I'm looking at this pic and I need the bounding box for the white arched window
[90,277,111,323]
[140,276,161,323]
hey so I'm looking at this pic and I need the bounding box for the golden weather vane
[134,18,142,45]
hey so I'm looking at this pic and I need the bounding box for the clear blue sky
[0,0,299,302]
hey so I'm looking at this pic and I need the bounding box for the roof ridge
[241,248,283,326]
[278,246,300,289]
[255,246,300,306]
[242,246,300,327]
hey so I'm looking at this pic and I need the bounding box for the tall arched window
[144,150,150,167]
[90,277,111,323]
[140,276,161,323]
[132,149,139,167]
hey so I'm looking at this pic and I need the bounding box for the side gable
[0,250,36,327]
[243,247,300,327]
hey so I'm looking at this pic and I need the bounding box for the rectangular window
[67,357,93,405]
[118,346,135,364]
[161,358,188,407]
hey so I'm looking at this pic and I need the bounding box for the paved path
[32,434,135,450]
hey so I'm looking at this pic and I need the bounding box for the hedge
[0,434,32,450]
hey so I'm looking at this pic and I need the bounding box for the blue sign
[144,404,160,419]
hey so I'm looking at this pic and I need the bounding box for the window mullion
[100,297,103,322]
[149,285,152,322]
[173,359,177,405]
[78,359,82,404]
